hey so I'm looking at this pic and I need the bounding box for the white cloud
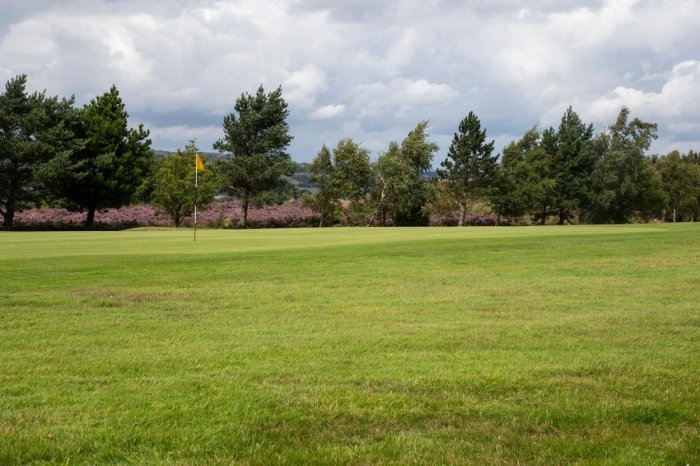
[547,0,634,48]
[651,136,700,156]
[586,60,700,122]
[309,104,345,120]
[403,79,458,104]
[1,0,699,160]
[351,79,458,121]
[352,27,419,76]
[101,22,153,83]
[284,64,328,109]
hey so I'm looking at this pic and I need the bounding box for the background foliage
[2,75,699,229]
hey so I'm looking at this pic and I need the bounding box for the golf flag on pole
[194,153,204,242]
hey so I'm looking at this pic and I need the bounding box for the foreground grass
[1,224,699,465]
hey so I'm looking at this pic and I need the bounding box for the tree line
[303,107,700,226]
[1,74,699,229]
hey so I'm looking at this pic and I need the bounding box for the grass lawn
[1,224,699,465]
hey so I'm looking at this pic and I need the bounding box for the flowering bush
[191,201,319,228]
[14,201,510,230]
[13,205,172,230]
[13,201,320,230]
[429,212,505,226]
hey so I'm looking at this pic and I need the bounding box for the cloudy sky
[1,0,699,162]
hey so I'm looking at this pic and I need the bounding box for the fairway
[2,225,699,465]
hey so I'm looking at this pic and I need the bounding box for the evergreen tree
[489,128,552,223]
[0,75,78,228]
[42,85,152,227]
[550,107,594,225]
[214,85,296,228]
[547,107,595,224]
[535,127,559,224]
[438,111,497,226]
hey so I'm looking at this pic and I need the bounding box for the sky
[1,0,699,163]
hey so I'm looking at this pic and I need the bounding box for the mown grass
[1,224,699,465]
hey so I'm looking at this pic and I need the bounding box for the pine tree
[42,85,152,227]
[214,85,296,228]
[548,107,594,224]
[438,111,497,226]
[0,75,78,228]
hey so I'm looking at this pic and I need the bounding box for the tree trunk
[240,193,249,228]
[496,214,501,226]
[86,207,96,229]
[1,206,15,230]
[540,206,547,225]
[558,208,566,225]
[367,179,385,227]
[319,214,323,228]
[672,202,677,223]
[459,201,467,227]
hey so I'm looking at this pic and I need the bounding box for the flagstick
[194,158,198,242]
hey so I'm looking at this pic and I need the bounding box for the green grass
[1,224,699,465]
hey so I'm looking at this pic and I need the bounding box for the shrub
[14,200,511,230]
[13,200,319,230]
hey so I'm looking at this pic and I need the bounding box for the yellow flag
[195,153,205,172]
